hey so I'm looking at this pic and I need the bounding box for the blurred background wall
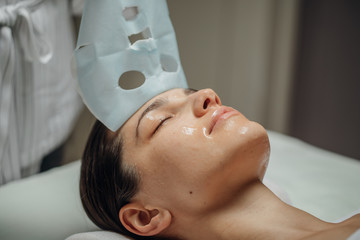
[63,0,360,164]
[290,0,360,160]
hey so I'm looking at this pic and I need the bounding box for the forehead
[135,88,186,116]
[119,88,187,134]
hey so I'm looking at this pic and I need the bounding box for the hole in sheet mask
[122,6,138,21]
[128,27,152,45]
[118,71,145,90]
[160,54,178,72]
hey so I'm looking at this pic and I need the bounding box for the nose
[192,89,221,117]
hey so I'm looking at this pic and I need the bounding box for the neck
[175,180,333,240]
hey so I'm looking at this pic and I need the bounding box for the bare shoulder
[341,214,360,229]
[301,214,360,240]
[346,213,360,223]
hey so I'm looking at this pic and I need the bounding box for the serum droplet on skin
[202,127,211,138]
[239,126,249,135]
[182,127,196,135]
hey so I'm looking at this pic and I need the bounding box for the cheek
[157,122,203,156]
[153,131,203,175]
[227,121,270,176]
[149,126,219,186]
[137,121,270,213]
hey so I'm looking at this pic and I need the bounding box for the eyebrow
[135,88,197,139]
[183,88,198,95]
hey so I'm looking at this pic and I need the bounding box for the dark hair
[80,120,180,240]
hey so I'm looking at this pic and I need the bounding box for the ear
[119,203,172,236]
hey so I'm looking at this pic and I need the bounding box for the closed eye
[152,116,172,135]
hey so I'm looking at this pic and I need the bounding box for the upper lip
[209,106,237,134]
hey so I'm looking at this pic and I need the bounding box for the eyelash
[153,116,172,135]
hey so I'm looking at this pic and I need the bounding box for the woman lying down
[80,88,360,240]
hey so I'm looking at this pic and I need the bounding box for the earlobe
[119,203,172,236]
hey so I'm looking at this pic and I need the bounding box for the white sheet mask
[74,0,188,131]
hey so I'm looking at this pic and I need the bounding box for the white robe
[0,0,83,184]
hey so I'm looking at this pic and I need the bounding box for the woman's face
[120,88,270,214]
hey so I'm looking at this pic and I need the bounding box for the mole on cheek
[189,191,193,194]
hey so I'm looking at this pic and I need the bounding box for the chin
[218,117,270,158]
[248,121,270,155]
[236,119,269,143]
[249,121,270,179]
[231,120,270,174]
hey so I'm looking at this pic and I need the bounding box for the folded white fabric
[348,229,360,240]
[266,131,360,222]
[66,231,129,240]
[0,161,96,240]
[65,227,360,240]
